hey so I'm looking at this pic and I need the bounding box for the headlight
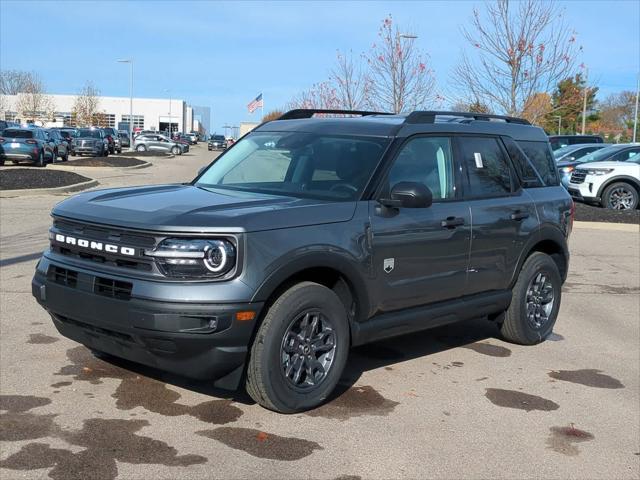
[144,238,236,279]
[584,168,613,176]
[561,166,574,174]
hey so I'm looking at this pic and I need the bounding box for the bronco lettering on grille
[54,234,136,256]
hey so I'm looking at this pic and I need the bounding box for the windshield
[576,145,623,163]
[77,129,101,139]
[553,145,580,159]
[2,129,33,138]
[195,131,390,201]
[211,135,225,141]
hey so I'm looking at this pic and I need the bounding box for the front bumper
[32,254,263,389]
[568,180,599,203]
[74,145,102,154]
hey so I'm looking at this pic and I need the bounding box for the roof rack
[404,111,530,125]
[278,109,391,120]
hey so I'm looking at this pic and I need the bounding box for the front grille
[570,170,587,184]
[48,266,78,287]
[94,276,133,300]
[52,218,157,273]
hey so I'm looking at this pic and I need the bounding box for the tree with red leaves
[453,0,579,117]
[365,15,436,113]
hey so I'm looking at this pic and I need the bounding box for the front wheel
[500,252,561,345]
[602,182,638,210]
[246,282,350,413]
[136,145,147,152]
[171,146,180,155]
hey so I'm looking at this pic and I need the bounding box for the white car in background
[568,153,640,210]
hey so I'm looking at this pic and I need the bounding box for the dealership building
[1,94,198,134]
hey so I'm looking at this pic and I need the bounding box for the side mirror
[380,182,433,209]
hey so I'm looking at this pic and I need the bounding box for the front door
[368,135,471,314]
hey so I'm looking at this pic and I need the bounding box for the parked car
[554,143,608,187]
[208,134,227,151]
[548,134,604,151]
[33,108,572,413]
[50,128,78,155]
[118,131,131,148]
[568,153,640,209]
[46,129,70,162]
[0,127,55,166]
[73,128,109,157]
[101,127,122,154]
[184,132,198,144]
[170,136,190,152]
[134,134,184,154]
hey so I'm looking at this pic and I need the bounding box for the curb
[0,178,99,198]
[573,221,639,232]
[49,160,151,171]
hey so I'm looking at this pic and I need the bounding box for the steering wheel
[329,183,358,195]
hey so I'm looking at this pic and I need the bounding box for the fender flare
[510,224,569,286]
[250,250,371,322]
[596,175,640,199]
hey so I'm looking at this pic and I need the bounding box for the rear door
[368,135,471,313]
[457,136,538,295]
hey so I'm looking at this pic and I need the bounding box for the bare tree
[364,16,436,113]
[14,74,55,122]
[330,50,371,110]
[453,0,579,116]
[73,82,101,127]
[0,70,34,95]
[287,81,341,110]
[262,110,284,122]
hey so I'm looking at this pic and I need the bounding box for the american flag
[247,93,263,113]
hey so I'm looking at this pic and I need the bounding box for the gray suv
[32,109,572,413]
[134,134,184,154]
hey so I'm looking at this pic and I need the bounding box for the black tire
[136,145,147,152]
[35,150,45,167]
[0,159,4,166]
[601,182,639,210]
[500,252,562,345]
[246,281,350,413]
[62,151,69,162]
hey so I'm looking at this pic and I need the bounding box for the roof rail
[278,109,391,120]
[404,111,530,125]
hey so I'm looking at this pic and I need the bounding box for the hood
[52,184,357,233]
[575,161,635,170]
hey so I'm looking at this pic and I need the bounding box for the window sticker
[474,152,483,168]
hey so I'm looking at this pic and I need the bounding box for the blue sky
[1,0,638,132]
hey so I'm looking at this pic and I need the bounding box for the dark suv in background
[73,128,109,156]
[208,134,227,150]
[32,109,572,413]
[102,127,122,154]
[548,134,604,151]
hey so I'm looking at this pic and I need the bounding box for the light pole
[633,73,639,143]
[165,89,172,138]
[554,115,562,135]
[581,66,589,135]
[117,59,134,151]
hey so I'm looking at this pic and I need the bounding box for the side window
[517,140,559,186]
[386,136,455,201]
[460,137,513,198]
[613,148,640,162]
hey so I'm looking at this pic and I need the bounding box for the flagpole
[261,92,264,122]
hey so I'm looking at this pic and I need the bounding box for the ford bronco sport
[32,109,572,413]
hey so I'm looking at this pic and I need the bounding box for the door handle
[511,211,530,221]
[441,216,465,228]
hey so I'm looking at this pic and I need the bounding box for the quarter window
[386,137,455,200]
[460,137,513,197]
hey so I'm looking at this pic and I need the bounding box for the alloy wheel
[609,187,635,210]
[280,311,337,390]
[525,272,555,329]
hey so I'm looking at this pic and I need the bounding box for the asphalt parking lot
[1,144,639,480]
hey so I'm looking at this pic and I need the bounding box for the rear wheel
[500,252,561,345]
[246,282,349,413]
[136,145,147,152]
[35,150,45,167]
[602,182,638,210]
